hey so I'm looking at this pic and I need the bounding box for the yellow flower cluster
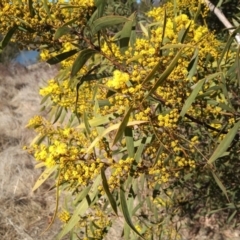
[99,157,134,192]
[40,42,79,67]
[39,79,60,96]
[58,209,71,223]
[24,1,236,199]
[148,0,209,22]
[102,41,124,60]
[39,78,92,113]
[135,108,151,121]
[77,206,112,238]
[61,158,104,187]
[148,152,171,184]
[152,194,173,208]
[106,70,130,90]
[174,156,196,168]
[26,117,106,186]
[26,115,54,136]
[102,12,219,121]
[0,0,95,50]
[103,93,131,115]
[18,1,239,237]
[158,109,179,129]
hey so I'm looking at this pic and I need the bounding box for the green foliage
[1,0,240,239]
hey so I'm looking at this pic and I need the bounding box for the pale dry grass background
[0,62,239,240]
[0,62,71,240]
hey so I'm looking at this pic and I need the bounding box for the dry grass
[0,62,69,240]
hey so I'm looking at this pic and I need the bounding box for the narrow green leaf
[32,165,58,192]
[92,16,129,35]
[134,137,148,165]
[71,49,97,78]
[127,54,144,63]
[178,22,191,43]
[180,78,205,117]
[94,0,106,18]
[35,162,46,169]
[129,21,136,46]
[211,171,229,202]
[208,207,228,215]
[208,120,240,164]
[53,106,63,124]
[40,93,50,105]
[193,1,202,23]
[124,191,134,239]
[43,0,50,16]
[75,80,83,114]
[28,0,35,17]
[227,210,237,224]
[54,26,71,40]
[62,17,78,27]
[120,136,153,153]
[124,223,131,240]
[77,113,116,129]
[112,106,133,147]
[12,16,35,31]
[59,108,68,124]
[54,18,78,40]
[47,49,78,65]
[187,48,199,80]
[83,111,91,136]
[49,105,58,122]
[236,45,240,87]
[119,12,136,53]
[125,137,149,187]
[142,60,161,86]
[153,145,163,166]
[73,186,91,206]
[81,72,112,81]
[218,25,240,65]
[120,186,144,239]
[125,127,135,158]
[56,65,72,81]
[94,94,101,118]
[159,9,167,57]
[86,7,99,33]
[0,25,17,49]
[139,22,148,37]
[30,133,46,146]
[86,120,147,153]
[191,72,222,90]
[101,168,118,216]
[145,48,184,98]
[132,199,145,216]
[196,85,221,99]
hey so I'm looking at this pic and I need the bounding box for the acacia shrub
[1,0,240,239]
